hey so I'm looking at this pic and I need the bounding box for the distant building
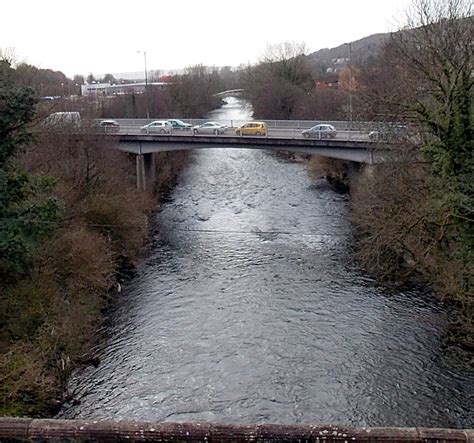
[332,57,350,65]
[81,82,169,97]
[315,75,339,90]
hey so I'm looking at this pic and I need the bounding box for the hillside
[305,32,390,74]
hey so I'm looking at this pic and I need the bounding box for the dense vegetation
[352,1,473,350]
[241,43,349,121]
[0,58,204,416]
[307,1,474,351]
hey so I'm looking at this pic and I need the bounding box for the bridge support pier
[136,153,156,192]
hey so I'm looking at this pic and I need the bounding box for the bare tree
[243,42,313,119]
[351,0,473,346]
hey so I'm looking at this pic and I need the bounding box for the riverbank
[0,131,190,417]
[308,155,473,357]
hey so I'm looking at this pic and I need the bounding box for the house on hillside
[315,74,339,90]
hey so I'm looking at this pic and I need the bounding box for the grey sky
[2,0,412,78]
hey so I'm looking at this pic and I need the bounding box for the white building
[81,82,169,97]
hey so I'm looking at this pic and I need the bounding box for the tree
[353,0,473,345]
[0,58,62,282]
[386,0,473,253]
[164,65,222,118]
[102,73,116,84]
[388,1,472,169]
[86,73,96,84]
[73,74,84,85]
[242,42,313,119]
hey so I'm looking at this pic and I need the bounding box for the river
[61,98,473,428]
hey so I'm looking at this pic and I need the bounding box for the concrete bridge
[1,418,473,442]
[86,118,409,191]
[111,133,395,191]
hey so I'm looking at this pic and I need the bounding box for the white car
[192,121,227,135]
[302,124,337,139]
[140,120,173,134]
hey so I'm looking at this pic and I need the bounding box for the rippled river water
[61,98,473,427]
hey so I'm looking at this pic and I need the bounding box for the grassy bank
[0,132,189,416]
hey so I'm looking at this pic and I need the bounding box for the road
[111,126,372,142]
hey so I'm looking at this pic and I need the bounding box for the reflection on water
[208,96,253,125]
[60,99,473,428]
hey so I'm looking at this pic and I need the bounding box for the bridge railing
[98,119,389,132]
[1,418,472,442]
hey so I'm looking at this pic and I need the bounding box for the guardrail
[1,418,473,442]
[96,119,401,132]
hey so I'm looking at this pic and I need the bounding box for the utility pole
[137,50,150,119]
[348,42,353,131]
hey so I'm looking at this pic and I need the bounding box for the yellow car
[235,122,268,136]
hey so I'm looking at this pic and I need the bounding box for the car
[166,119,192,131]
[368,125,410,142]
[140,120,173,134]
[98,119,120,133]
[302,124,337,139]
[235,121,267,136]
[192,121,227,135]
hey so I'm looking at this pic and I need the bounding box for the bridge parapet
[1,418,472,442]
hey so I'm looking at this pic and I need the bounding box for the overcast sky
[2,0,412,78]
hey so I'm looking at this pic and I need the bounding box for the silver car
[302,124,337,139]
[192,121,227,135]
[140,120,173,134]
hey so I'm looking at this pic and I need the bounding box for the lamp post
[346,43,353,132]
[137,50,150,119]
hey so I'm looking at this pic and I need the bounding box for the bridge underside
[117,135,394,165]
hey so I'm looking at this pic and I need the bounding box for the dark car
[167,119,192,131]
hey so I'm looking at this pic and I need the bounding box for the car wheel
[193,129,198,135]
[214,129,218,135]
[236,131,241,136]
[256,131,261,136]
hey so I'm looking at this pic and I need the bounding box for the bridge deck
[115,134,394,165]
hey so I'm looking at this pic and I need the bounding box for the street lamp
[137,50,150,119]
[345,42,353,131]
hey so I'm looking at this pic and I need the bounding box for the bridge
[85,118,408,191]
[214,88,244,98]
[97,119,400,191]
[114,132,392,191]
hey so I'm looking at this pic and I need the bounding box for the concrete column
[136,154,146,191]
[136,153,156,192]
[144,152,156,191]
